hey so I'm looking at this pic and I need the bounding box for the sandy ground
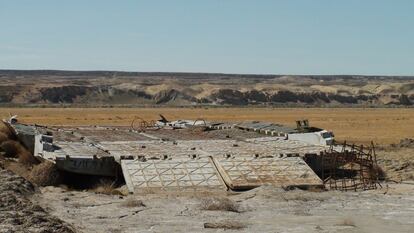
[35,183,414,233]
[0,167,76,233]
[1,107,413,144]
[1,108,414,232]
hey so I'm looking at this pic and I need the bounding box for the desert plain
[1,107,413,145]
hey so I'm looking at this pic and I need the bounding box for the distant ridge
[0,69,413,81]
[0,70,413,107]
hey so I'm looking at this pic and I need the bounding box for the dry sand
[1,107,414,232]
[35,183,414,233]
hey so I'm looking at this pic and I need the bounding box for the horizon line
[0,69,413,78]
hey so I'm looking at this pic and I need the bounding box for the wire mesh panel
[321,142,380,191]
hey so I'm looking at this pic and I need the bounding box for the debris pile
[2,116,382,193]
[319,143,380,191]
[0,168,76,232]
[391,138,414,149]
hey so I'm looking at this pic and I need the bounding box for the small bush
[121,198,145,208]
[0,140,22,158]
[18,150,38,165]
[0,132,8,144]
[28,161,62,186]
[0,140,38,165]
[0,122,12,138]
[200,197,241,213]
[338,218,356,227]
[93,179,117,195]
[370,164,386,181]
[204,220,246,230]
[281,191,329,202]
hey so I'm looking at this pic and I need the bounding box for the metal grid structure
[211,156,323,190]
[131,116,157,131]
[121,157,226,192]
[114,139,325,192]
[321,142,379,191]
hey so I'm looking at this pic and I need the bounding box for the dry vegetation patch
[337,218,356,227]
[0,167,76,233]
[204,220,247,230]
[200,197,242,213]
[281,191,330,202]
[18,149,38,165]
[0,132,8,143]
[121,197,146,208]
[0,122,12,138]
[0,140,38,165]
[28,161,62,186]
[2,107,413,144]
[93,179,117,195]
[0,140,21,158]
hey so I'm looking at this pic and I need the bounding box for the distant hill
[0,70,413,107]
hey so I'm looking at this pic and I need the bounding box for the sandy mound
[0,168,76,232]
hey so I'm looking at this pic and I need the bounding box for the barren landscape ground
[1,107,414,232]
[1,107,413,145]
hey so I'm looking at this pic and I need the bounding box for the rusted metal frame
[322,141,379,191]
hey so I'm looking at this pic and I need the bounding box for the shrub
[200,197,241,213]
[93,179,117,195]
[28,161,62,186]
[0,122,12,138]
[0,140,21,158]
[338,218,356,227]
[370,164,386,181]
[0,132,8,144]
[121,198,145,208]
[204,220,246,230]
[18,150,38,165]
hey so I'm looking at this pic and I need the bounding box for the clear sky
[0,0,413,75]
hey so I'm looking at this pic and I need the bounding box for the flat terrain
[1,107,414,233]
[1,107,413,145]
[36,184,414,233]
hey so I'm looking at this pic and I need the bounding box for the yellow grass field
[1,108,413,145]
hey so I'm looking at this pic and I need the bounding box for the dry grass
[121,198,145,208]
[93,179,117,195]
[200,197,242,213]
[0,132,9,144]
[370,164,387,181]
[0,140,22,158]
[18,150,38,165]
[0,139,38,165]
[338,218,356,227]
[0,122,12,138]
[1,108,413,144]
[204,220,246,230]
[281,191,329,202]
[28,161,62,186]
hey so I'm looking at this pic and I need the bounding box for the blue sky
[0,0,413,75]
